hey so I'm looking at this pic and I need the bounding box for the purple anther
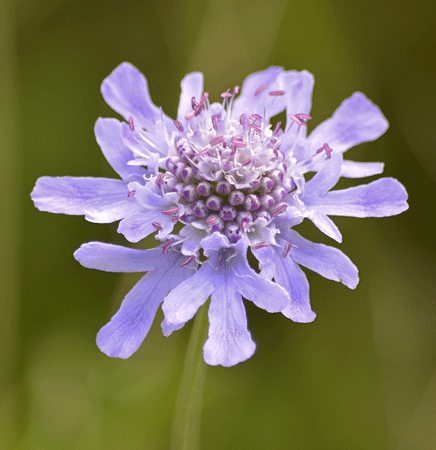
[244,194,260,211]
[295,113,312,122]
[198,147,210,156]
[129,116,134,131]
[269,91,285,96]
[173,183,185,198]
[228,190,245,206]
[162,239,173,254]
[180,205,196,223]
[195,92,209,116]
[191,97,198,109]
[253,210,272,222]
[271,187,287,203]
[197,181,213,197]
[236,211,253,227]
[239,114,246,125]
[185,110,196,121]
[206,216,217,225]
[233,85,240,95]
[220,92,232,98]
[155,173,165,186]
[174,120,184,132]
[288,114,304,126]
[260,194,275,209]
[209,135,225,146]
[242,159,252,167]
[250,114,262,122]
[180,255,196,267]
[127,190,136,197]
[172,215,179,223]
[316,143,333,159]
[271,203,287,217]
[225,223,242,243]
[240,218,251,230]
[212,115,218,130]
[152,222,163,231]
[182,185,199,203]
[273,122,282,135]
[232,140,246,148]
[219,205,237,221]
[166,156,180,172]
[215,180,232,196]
[249,123,261,134]
[254,83,267,96]
[282,241,292,258]
[181,167,195,184]
[174,162,187,179]
[260,177,274,194]
[206,195,223,211]
[162,206,179,215]
[252,242,270,250]
[269,169,284,184]
[207,214,224,231]
[193,200,209,218]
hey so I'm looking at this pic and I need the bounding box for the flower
[31,63,408,366]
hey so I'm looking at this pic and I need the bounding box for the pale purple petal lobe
[203,283,256,367]
[74,242,162,273]
[101,62,170,132]
[94,118,146,181]
[307,92,389,154]
[31,176,141,223]
[309,178,409,218]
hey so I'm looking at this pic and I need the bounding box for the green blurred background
[1,0,435,448]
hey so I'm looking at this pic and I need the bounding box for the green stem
[171,303,209,450]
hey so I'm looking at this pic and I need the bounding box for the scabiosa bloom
[31,63,408,366]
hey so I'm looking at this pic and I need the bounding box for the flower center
[157,90,297,242]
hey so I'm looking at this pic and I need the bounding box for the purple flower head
[31,63,408,366]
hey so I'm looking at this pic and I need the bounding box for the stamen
[269,91,285,96]
[282,241,292,258]
[209,136,225,146]
[271,204,287,217]
[172,215,179,223]
[220,92,232,98]
[233,85,240,95]
[239,114,246,125]
[211,115,218,130]
[191,97,198,109]
[316,143,333,159]
[198,147,209,155]
[155,173,165,186]
[194,93,209,116]
[254,84,267,96]
[127,190,136,197]
[273,122,282,135]
[129,116,134,131]
[174,120,184,132]
[242,159,252,167]
[252,242,270,250]
[241,218,251,230]
[249,123,261,134]
[250,114,262,121]
[185,110,196,120]
[162,206,179,215]
[180,255,195,267]
[152,222,163,231]
[295,113,312,122]
[288,114,304,126]
[206,216,217,225]
[162,239,173,254]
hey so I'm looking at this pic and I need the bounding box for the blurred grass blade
[171,303,208,450]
